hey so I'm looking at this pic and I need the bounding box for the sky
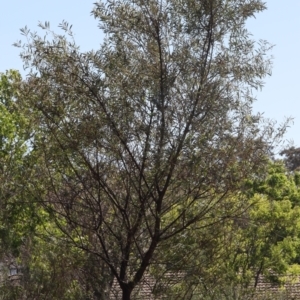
[1,1,299,149]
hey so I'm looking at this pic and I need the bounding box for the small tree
[17,1,286,299]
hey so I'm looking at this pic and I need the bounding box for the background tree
[0,70,38,299]
[16,0,287,299]
[0,71,110,300]
[156,162,300,300]
[0,69,33,261]
[280,146,300,172]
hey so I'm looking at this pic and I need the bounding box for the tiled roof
[255,275,300,300]
[110,273,300,300]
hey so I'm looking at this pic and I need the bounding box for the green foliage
[0,72,93,299]
[247,163,300,204]
[0,70,33,256]
[154,162,300,299]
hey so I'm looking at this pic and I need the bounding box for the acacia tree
[17,1,286,299]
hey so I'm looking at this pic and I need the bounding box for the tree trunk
[121,284,133,300]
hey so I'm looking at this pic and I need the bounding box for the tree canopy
[0,1,296,300]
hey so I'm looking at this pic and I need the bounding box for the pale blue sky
[1,1,299,148]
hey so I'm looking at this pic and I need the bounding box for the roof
[109,273,300,299]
